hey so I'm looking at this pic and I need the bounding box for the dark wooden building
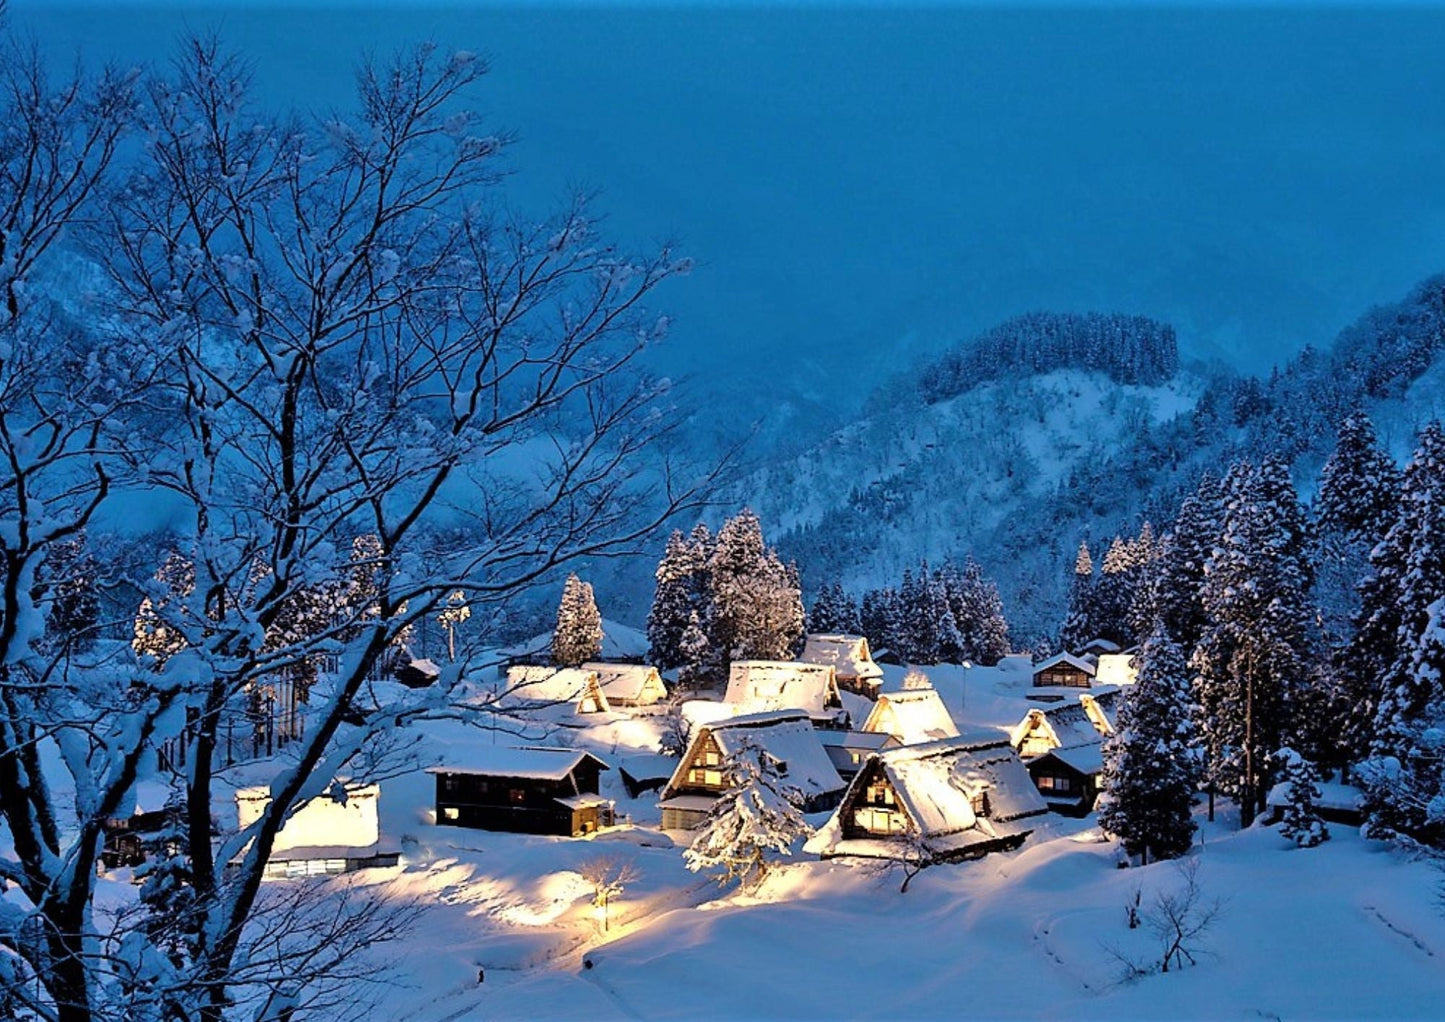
[1031,652,1098,689]
[101,808,182,870]
[1026,744,1104,816]
[428,748,614,837]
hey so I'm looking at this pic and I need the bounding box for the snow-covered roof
[1094,653,1138,687]
[798,634,884,681]
[1034,742,1105,777]
[1011,692,1116,753]
[869,686,962,742]
[807,736,1047,859]
[1079,637,1122,655]
[426,746,610,781]
[1032,652,1098,677]
[723,660,842,717]
[581,662,667,703]
[503,666,610,712]
[662,710,845,803]
[861,686,961,745]
[616,753,679,782]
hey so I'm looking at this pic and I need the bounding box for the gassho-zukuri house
[797,633,885,698]
[805,734,1049,863]
[1010,692,1117,759]
[861,684,960,745]
[234,783,400,880]
[723,659,849,727]
[503,665,611,714]
[428,747,615,837]
[580,662,668,707]
[658,710,846,830]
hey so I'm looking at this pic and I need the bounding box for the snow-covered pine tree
[1059,540,1096,652]
[860,587,899,653]
[552,572,603,667]
[677,609,714,689]
[1093,535,1136,647]
[128,800,199,1018]
[809,581,861,635]
[648,530,699,669]
[1124,524,1165,648]
[683,737,811,888]
[1192,457,1317,826]
[949,558,1010,666]
[132,551,196,667]
[1156,472,1223,656]
[1276,747,1330,848]
[36,530,101,653]
[1098,625,1198,865]
[1364,422,1445,842]
[708,509,803,665]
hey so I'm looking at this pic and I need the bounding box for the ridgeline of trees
[918,311,1180,405]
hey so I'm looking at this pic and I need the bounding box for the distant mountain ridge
[749,281,1445,643]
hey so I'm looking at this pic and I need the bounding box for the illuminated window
[442,807,459,820]
[509,788,526,805]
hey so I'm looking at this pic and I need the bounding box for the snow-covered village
[6,3,1445,1021]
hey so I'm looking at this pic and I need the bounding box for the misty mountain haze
[15,1,1445,441]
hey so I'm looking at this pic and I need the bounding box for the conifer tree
[648,530,701,669]
[1276,747,1330,848]
[1059,540,1096,651]
[1093,536,1136,647]
[36,530,101,653]
[708,509,803,665]
[1156,472,1223,655]
[552,572,603,667]
[132,551,196,667]
[1364,423,1445,841]
[677,610,714,689]
[1191,457,1316,826]
[1098,625,1198,864]
[951,558,1010,666]
[683,738,811,888]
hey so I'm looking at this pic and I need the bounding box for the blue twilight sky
[12,2,1445,427]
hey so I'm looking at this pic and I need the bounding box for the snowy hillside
[756,279,1445,640]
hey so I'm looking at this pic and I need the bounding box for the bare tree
[0,26,712,1022]
[578,855,639,933]
[1105,859,1224,980]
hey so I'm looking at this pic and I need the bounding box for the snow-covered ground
[96,659,1445,1020]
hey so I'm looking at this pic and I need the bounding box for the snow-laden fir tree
[36,530,101,653]
[1275,747,1330,848]
[707,509,804,665]
[809,581,860,635]
[1156,472,1223,656]
[948,557,1011,666]
[1191,457,1317,826]
[859,587,901,654]
[553,572,604,667]
[1098,625,1198,865]
[676,609,713,690]
[132,551,196,667]
[683,737,811,888]
[1059,540,1096,652]
[648,529,704,669]
[1315,412,1401,649]
[124,801,199,1020]
[1360,424,1445,843]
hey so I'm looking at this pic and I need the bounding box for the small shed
[1032,652,1098,689]
[806,735,1049,863]
[723,660,847,726]
[861,686,960,746]
[234,783,400,879]
[1265,778,1365,827]
[617,753,680,798]
[798,634,885,698]
[1010,692,1116,759]
[657,710,846,830]
[429,747,614,837]
[101,807,183,870]
[504,665,611,714]
[1078,637,1121,657]
[1027,743,1105,815]
[581,662,668,707]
